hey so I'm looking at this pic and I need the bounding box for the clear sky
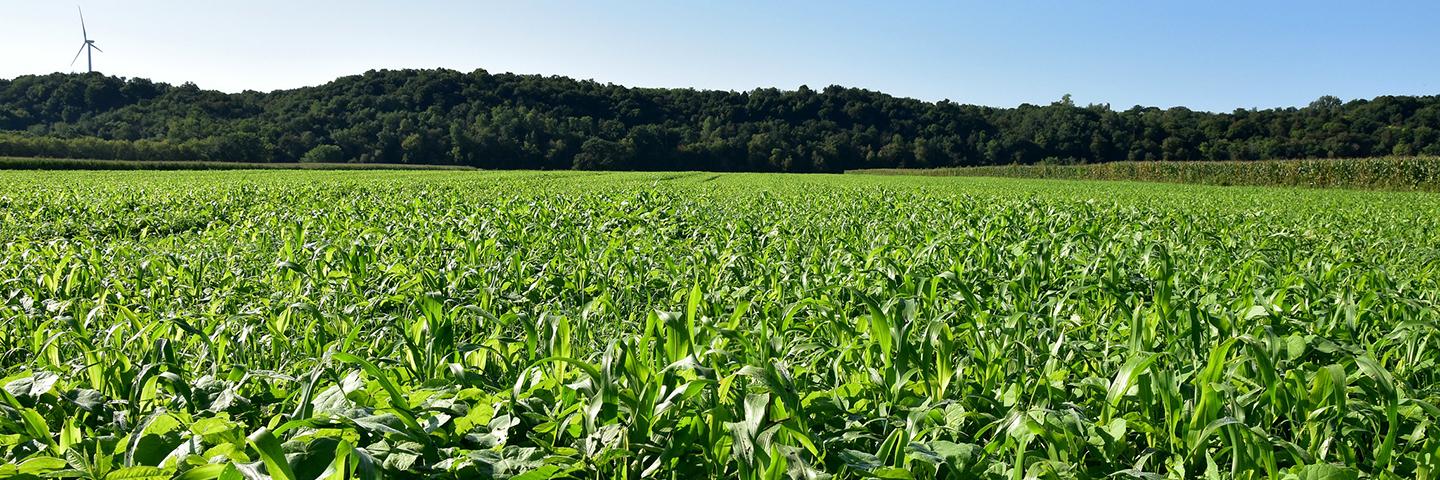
[2,0,1437,112]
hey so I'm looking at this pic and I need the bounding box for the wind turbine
[70,6,102,73]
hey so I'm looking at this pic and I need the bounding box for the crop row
[1,171,1438,479]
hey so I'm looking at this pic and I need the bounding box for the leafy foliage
[1,171,1438,479]
[3,71,1440,170]
[0,157,471,171]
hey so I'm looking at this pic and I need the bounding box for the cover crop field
[1,171,1438,479]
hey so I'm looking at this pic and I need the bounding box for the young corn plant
[0,170,1437,478]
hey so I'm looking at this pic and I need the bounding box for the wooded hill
[2,70,1438,171]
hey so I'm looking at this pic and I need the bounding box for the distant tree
[1308,95,1343,113]
[206,132,269,162]
[573,138,630,170]
[301,144,345,163]
[400,134,425,163]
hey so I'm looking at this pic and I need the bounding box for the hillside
[2,70,1438,171]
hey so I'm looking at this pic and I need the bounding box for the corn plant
[1,170,1438,479]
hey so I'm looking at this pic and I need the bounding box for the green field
[2,171,1438,479]
[855,156,1440,192]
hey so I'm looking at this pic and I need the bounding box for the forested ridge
[2,69,1438,171]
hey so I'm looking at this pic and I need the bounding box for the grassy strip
[0,156,475,171]
[850,156,1440,191]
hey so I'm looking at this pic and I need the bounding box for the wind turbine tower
[71,6,103,73]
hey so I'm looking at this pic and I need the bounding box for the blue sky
[2,0,1437,111]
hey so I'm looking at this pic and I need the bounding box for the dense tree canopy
[1,70,1438,171]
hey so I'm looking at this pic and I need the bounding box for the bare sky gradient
[2,0,1437,111]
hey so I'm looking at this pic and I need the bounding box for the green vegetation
[0,157,473,171]
[2,171,1439,479]
[855,156,1440,191]
[3,71,1440,171]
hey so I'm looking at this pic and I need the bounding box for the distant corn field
[853,156,1440,191]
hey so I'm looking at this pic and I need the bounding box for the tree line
[2,70,1438,171]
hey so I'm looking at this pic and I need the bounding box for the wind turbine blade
[78,6,88,40]
[89,44,103,53]
[71,43,87,66]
